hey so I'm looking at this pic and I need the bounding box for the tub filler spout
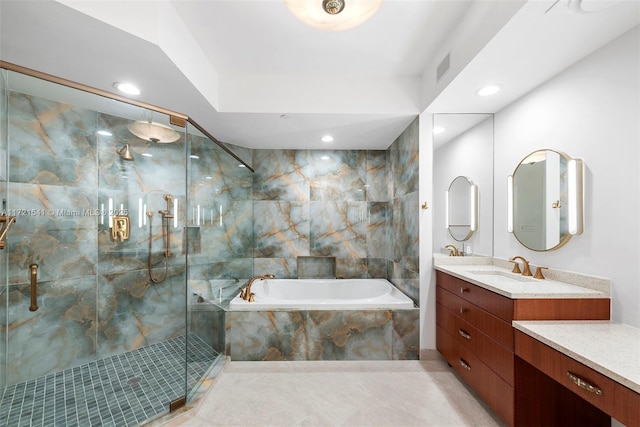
[239,274,275,302]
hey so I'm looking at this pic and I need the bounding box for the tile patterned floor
[0,335,216,427]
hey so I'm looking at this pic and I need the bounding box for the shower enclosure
[0,65,253,426]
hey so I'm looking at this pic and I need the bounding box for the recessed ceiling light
[97,130,112,137]
[113,82,140,95]
[433,126,446,134]
[476,84,502,97]
[321,135,334,143]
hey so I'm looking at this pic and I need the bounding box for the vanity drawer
[438,325,514,425]
[437,271,513,322]
[437,286,514,350]
[515,330,623,422]
[437,302,514,385]
[436,301,478,354]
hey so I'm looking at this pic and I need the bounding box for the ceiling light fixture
[321,135,334,143]
[323,0,345,14]
[285,0,383,32]
[113,82,140,96]
[476,84,502,97]
[127,121,180,143]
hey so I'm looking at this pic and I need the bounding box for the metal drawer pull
[460,287,469,294]
[458,329,471,340]
[567,371,603,396]
[459,358,471,371]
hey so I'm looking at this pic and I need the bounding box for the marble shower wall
[1,89,189,385]
[252,117,419,304]
[388,118,420,303]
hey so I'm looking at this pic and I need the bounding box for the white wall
[433,116,494,257]
[493,26,640,327]
[418,110,435,350]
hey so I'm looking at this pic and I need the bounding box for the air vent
[437,53,450,82]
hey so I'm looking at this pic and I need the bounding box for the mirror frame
[507,149,584,251]
[446,175,479,242]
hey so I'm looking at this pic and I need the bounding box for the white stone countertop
[513,321,640,394]
[434,262,610,299]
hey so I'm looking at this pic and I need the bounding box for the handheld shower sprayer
[147,194,174,283]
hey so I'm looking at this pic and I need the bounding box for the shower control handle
[29,264,39,312]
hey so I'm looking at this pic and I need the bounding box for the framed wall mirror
[508,149,584,251]
[446,176,478,241]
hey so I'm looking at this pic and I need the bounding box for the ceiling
[1,0,638,150]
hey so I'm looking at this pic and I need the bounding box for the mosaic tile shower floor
[0,335,216,427]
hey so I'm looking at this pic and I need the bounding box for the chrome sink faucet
[509,256,532,276]
[239,274,275,302]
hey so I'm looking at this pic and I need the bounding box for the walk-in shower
[0,63,254,426]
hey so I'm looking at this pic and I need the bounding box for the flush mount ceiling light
[476,84,502,97]
[113,82,140,96]
[127,121,180,143]
[285,0,384,32]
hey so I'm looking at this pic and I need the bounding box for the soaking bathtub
[228,278,415,310]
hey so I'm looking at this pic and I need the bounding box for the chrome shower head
[117,144,134,161]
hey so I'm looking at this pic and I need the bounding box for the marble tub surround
[251,117,419,303]
[297,256,336,279]
[513,320,640,393]
[226,307,419,361]
[434,256,611,298]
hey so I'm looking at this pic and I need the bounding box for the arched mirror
[446,176,478,241]
[508,149,584,251]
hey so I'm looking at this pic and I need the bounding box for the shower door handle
[29,264,39,312]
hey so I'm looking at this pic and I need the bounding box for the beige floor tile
[163,359,505,427]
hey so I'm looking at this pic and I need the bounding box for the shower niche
[0,65,253,426]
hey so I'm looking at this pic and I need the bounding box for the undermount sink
[466,270,535,283]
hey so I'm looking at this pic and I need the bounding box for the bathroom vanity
[434,260,616,426]
[513,321,639,426]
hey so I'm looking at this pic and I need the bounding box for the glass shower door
[0,68,191,426]
[184,124,254,400]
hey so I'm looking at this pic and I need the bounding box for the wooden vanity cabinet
[435,270,611,427]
